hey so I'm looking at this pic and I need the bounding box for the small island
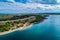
[0,14,49,35]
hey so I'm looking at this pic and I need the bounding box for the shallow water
[0,15,60,40]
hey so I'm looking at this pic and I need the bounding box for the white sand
[0,24,33,35]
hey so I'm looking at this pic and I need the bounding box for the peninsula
[0,14,48,35]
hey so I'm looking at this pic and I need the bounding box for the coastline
[0,24,33,35]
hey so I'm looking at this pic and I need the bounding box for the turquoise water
[0,15,60,40]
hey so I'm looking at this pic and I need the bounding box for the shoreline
[0,24,33,35]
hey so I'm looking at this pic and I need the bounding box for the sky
[0,0,60,14]
[57,0,60,3]
[0,0,58,4]
[0,0,60,4]
[0,0,27,3]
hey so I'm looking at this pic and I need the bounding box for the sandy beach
[0,24,33,35]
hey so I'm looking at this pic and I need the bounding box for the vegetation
[0,14,48,32]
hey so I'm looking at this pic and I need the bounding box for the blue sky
[15,0,27,3]
[0,0,27,3]
[0,0,57,4]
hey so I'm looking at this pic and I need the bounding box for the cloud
[0,2,60,14]
[27,0,56,4]
[57,0,60,3]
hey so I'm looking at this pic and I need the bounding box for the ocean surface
[0,15,60,40]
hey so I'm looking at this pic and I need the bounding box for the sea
[0,15,60,40]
